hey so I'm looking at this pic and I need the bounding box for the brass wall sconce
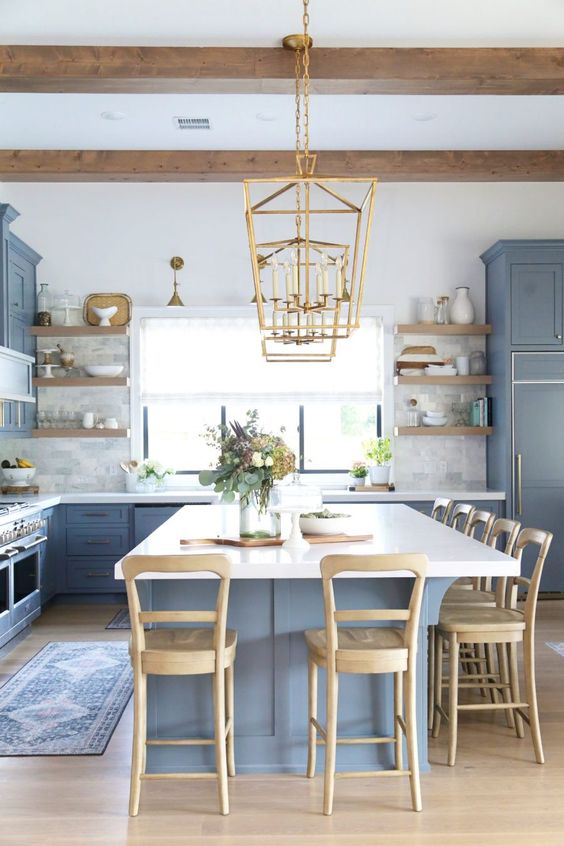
[167,256,185,306]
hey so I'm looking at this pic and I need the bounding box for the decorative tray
[179,533,373,548]
[83,293,132,326]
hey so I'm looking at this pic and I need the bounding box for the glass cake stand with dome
[269,473,323,550]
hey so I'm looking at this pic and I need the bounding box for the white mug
[455,355,470,376]
[82,412,95,429]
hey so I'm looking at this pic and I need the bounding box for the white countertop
[114,503,518,581]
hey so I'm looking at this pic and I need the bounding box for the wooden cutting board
[180,533,373,548]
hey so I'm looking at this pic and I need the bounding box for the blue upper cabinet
[481,240,564,350]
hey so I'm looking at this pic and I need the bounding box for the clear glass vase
[239,491,281,539]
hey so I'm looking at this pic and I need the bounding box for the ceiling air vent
[173,116,211,130]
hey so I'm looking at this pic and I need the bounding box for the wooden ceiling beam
[1,46,563,94]
[1,149,564,182]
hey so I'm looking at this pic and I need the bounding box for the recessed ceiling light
[100,111,126,121]
[412,112,438,122]
[256,112,277,122]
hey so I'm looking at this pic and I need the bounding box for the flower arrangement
[349,461,368,479]
[198,409,295,513]
[136,459,175,486]
[363,437,393,467]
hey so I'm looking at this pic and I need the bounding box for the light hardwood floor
[1,601,564,846]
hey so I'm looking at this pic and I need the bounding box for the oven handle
[0,548,19,560]
[12,535,48,552]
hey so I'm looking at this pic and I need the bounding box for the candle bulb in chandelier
[271,254,280,300]
[284,262,292,301]
[321,252,329,295]
[290,249,299,296]
[335,255,343,299]
[315,262,322,301]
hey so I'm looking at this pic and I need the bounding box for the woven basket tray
[83,293,132,326]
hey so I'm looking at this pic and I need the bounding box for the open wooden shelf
[394,426,493,436]
[395,324,492,335]
[29,325,129,337]
[32,428,130,438]
[33,377,129,387]
[394,375,493,385]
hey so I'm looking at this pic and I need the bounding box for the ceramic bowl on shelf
[84,365,124,377]
[422,416,448,427]
[425,410,447,418]
[1,467,36,485]
[299,511,351,535]
[425,365,457,376]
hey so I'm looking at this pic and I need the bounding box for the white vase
[450,286,475,325]
[368,466,391,485]
[348,475,366,488]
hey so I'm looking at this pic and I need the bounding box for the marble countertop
[114,503,518,581]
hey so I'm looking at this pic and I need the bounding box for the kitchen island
[115,503,518,775]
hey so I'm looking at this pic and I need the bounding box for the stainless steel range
[0,503,47,648]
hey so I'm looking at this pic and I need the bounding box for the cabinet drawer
[65,505,130,525]
[66,526,130,557]
[66,559,122,592]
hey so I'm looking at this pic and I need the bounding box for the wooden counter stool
[304,553,427,815]
[449,503,476,534]
[432,528,552,766]
[431,497,454,524]
[123,553,237,816]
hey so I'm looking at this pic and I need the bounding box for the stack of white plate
[422,410,448,426]
[425,364,457,376]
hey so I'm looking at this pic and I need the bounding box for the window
[139,315,384,474]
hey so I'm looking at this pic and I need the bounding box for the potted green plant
[348,461,368,488]
[363,437,393,485]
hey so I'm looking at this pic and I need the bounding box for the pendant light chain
[302,0,310,160]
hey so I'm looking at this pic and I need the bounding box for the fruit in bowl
[299,508,351,535]
[1,458,36,486]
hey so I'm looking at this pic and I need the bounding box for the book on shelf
[471,397,492,427]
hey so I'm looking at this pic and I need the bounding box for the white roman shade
[140,316,383,404]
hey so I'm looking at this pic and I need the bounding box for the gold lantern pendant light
[244,0,377,362]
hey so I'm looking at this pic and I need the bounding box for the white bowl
[299,514,351,535]
[425,410,447,418]
[84,365,124,377]
[422,416,447,427]
[2,467,36,485]
[425,366,457,376]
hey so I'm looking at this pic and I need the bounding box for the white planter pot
[368,465,391,485]
[450,286,475,325]
[348,475,366,487]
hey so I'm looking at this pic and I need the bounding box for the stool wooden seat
[432,528,552,767]
[123,553,236,817]
[305,553,427,815]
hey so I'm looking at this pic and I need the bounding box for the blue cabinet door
[514,381,564,591]
[134,506,181,545]
[511,263,564,346]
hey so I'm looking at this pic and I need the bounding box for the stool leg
[447,633,459,767]
[394,670,404,771]
[213,668,229,815]
[323,665,338,816]
[497,643,515,730]
[485,643,500,705]
[427,626,435,732]
[523,630,544,764]
[225,663,236,777]
[432,630,443,738]
[129,668,146,817]
[405,662,422,812]
[306,657,318,778]
[508,642,525,739]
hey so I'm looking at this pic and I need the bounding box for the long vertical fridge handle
[516,453,523,516]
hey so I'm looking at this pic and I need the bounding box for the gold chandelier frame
[243,0,377,362]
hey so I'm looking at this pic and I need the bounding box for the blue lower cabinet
[65,558,123,592]
[134,505,182,545]
[61,504,132,594]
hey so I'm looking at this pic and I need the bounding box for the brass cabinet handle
[516,453,523,516]
[0,401,4,428]
[82,512,110,517]
[86,571,111,577]
[16,402,21,428]
[85,538,112,545]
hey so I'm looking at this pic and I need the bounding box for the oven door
[10,535,46,628]
[0,558,10,641]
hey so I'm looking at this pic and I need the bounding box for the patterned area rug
[0,641,133,756]
[546,642,564,656]
[106,608,131,630]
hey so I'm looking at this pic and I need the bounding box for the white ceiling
[1,93,563,150]
[1,0,564,47]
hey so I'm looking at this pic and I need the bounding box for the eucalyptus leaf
[222,490,236,503]
[199,469,216,486]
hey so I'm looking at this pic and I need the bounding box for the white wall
[2,181,564,323]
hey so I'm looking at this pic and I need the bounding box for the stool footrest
[336,769,412,779]
[457,702,529,711]
[146,738,215,746]
[141,773,217,780]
